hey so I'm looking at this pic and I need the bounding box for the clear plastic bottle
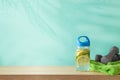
[76,36,90,71]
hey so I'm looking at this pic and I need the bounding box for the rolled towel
[102,64,120,75]
[90,60,120,75]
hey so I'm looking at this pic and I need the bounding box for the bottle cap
[77,36,90,47]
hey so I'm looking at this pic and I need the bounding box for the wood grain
[0,66,119,80]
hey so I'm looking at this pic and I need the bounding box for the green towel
[90,60,120,75]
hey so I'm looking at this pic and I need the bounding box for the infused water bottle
[76,36,90,71]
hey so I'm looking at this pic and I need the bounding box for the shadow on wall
[0,0,120,65]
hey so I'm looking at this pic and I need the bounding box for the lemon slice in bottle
[76,49,90,57]
[76,55,89,66]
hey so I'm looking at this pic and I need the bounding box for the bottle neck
[77,46,89,49]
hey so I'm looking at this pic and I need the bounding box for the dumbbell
[101,46,119,64]
[95,54,102,62]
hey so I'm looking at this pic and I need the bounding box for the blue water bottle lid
[77,36,90,47]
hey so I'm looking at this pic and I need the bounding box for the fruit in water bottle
[76,49,90,57]
[76,55,89,66]
[76,49,90,66]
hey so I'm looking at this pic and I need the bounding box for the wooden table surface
[0,66,103,75]
[0,66,119,80]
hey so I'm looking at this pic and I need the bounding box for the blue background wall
[0,0,120,66]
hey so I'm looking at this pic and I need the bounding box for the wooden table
[0,66,119,80]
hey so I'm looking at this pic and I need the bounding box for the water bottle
[76,36,90,71]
